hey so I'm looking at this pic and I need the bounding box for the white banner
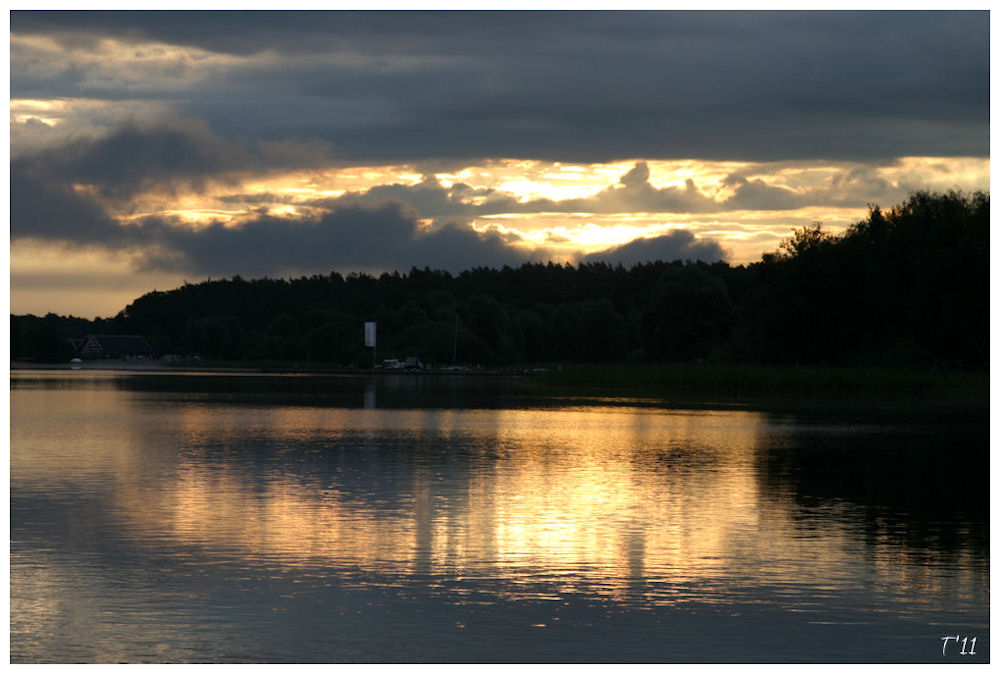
[364,322,376,347]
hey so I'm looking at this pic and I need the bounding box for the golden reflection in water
[12,377,156,483]
[14,378,985,608]
[102,403,910,604]
[11,374,989,667]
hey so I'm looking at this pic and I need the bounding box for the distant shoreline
[8,360,524,377]
[11,360,240,373]
[10,360,987,399]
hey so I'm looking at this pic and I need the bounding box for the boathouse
[78,334,154,360]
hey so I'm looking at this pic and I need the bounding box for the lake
[10,369,989,663]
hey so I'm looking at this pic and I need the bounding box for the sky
[9,10,990,318]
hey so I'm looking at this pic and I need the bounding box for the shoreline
[9,360,525,377]
[11,359,987,393]
[11,360,987,417]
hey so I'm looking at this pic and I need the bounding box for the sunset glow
[9,13,990,665]
[10,11,988,318]
[13,151,989,317]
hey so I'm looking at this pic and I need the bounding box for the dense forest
[12,191,988,369]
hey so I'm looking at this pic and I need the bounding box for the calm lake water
[10,370,989,663]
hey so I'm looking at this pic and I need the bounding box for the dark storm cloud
[570,163,718,213]
[312,175,555,219]
[11,11,988,163]
[130,204,535,277]
[12,135,732,279]
[13,120,248,200]
[10,171,124,245]
[720,174,809,211]
[584,230,727,266]
[12,120,337,200]
[320,176,487,219]
[10,172,536,277]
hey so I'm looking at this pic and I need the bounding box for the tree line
[11,191,988,369]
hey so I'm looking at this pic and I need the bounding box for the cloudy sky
[10,10,990,318]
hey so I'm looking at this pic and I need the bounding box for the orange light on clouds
[10,148,989,317]
[10,98,66,126]
[82,156,989,235]
[239,165,424,199]
[473,218,679,252]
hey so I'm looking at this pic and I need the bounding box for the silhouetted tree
[643,264,735,360]
[12,191,985,369]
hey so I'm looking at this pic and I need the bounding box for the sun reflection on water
[68,400,904,606]
[11,373,990,661]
